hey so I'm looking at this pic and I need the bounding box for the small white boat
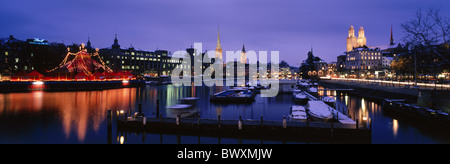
[166,97,199,118]
[307,101,333,121]
[293,93,309,105]
[289,105,308,122]
[322,97,336,107]
[166,97,198,110]
[308,87,318,93]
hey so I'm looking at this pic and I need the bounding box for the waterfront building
[345,47,383,73]
[0,35,67,76]
[99,35,181,76]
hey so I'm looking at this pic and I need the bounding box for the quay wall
[319,80,418,103]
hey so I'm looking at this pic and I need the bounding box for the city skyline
[1,0,449,66]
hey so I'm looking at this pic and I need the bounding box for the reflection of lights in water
[345,95,348,106]
[393,119,399,137]
[362,116,368,121]
[120,136,125,144]
[0,88,136,143]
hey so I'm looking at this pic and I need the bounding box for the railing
[330,78,450,90]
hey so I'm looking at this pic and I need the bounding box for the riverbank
[319,79,418,103]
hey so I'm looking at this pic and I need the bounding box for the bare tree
[402,8,449,59]
[402,8,450,82]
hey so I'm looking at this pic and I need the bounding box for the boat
[293,92,309,105]
[289,105,308,122]
[166,97,199,118]
[308,87,318,93]
[322,97,336,108]
[306,101,333,121]
[210,88,256,103]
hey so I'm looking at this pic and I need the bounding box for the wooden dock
[114,115,371,143]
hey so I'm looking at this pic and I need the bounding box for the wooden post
[218,115,221,129]
[238,115,242,130]
[138,104,142,116]
[176,114,180,126]
[282,116,287,129]
[260,115,263,129]
[356,118,359,130]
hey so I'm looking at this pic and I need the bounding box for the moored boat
[289,105,308,122]
[322,96,336,108]
[210,89,256,103]
[306,101,333,121]
[166,97,199,118]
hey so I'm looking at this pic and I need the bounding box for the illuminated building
[346,25,367,52]
[99,35,181,76]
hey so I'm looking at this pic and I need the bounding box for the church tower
[357,26,367,47]
[346,25,357,52]
[390,25,394,45]
[112,34,120,49]
[215,26,223,60]
[240,44,246,64]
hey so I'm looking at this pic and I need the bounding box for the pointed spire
[390,25,394,45]
[242,44,246,53]
[216,25,221,50]
[215,25,223,60]
[112,34,120,49]
[86,36,92,48]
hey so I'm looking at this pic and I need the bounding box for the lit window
[5,52,8,56]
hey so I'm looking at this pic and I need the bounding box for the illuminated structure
[215,26,223,60]
[48,43,112,75]
[240,44,246,64]
[346,25,367,52]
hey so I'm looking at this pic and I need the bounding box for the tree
[401,8,450,81]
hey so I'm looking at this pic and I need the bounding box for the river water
[0,85,448,144]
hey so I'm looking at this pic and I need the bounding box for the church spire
[390,25,394,45]
[112,34,120,49]
[86,36,92,49]
[215,25,223,60]
[240,43,247,64]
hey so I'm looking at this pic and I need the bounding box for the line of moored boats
[289,79,338,122]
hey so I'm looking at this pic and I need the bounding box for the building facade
[99,35,181,76]
[345,47,383,74]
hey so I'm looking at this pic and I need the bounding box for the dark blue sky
[1,0,449,66]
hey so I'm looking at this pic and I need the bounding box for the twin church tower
[346,25,367,52]
[346,25,395,52]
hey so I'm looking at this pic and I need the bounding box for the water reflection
[0,89,136,142]
[393,119,399,138]
[0,85,449,144]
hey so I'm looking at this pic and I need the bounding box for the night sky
[1,0,449,66]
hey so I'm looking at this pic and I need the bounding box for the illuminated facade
[345,47,382,71]
[346,25,367,52]
[99,35,181,76]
